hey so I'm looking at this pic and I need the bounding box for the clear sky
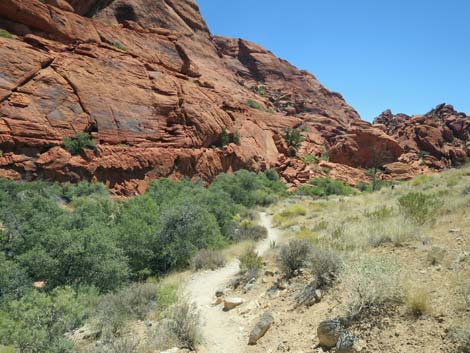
[197,0,470,121]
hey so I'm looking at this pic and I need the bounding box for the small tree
[283,128,303,156]
[368,147,392,192]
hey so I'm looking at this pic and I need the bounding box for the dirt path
[185,212,280,353]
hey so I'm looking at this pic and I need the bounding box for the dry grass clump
[191,249,226,271]
[427,246,446,266]
[341,255,403,321]
[405,287,431,318]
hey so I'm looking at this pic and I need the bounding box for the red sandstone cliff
[0,0,468,194]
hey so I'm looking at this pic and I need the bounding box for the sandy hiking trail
[184,212,280,353]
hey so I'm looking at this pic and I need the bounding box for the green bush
[264,168,279,181]
[296,178,355,197]
[62,132,95,155]
[218,129,230,147]
[0,254,30,300]
[239,249,263,274]
[153,204,225,273]
[283,128,303,151]
[398,192,440,225]
[0,286,96,353]
[277,239,313,277]
[210,170,285,208]
[244,99,263,110]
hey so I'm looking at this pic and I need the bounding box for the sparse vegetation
[295,177,355,197]
[0,30,14,39]
[244,99,263,110]
[112,41,126,51]
[62,132,96,155]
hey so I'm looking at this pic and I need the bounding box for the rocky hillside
[0,0,468,194]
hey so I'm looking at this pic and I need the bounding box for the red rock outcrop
[374,104,470,170]
[329,128,404,168]
[0,0,468,193]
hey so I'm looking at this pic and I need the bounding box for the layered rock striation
[0,0,468,193]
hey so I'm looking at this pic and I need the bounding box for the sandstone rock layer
[0,0,468,193]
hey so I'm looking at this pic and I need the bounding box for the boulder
[223,297,244,311]
[248,311,274,345]
[317,319,343,348]
[329,128,404,168]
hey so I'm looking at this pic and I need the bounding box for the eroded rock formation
[0,0,468,194]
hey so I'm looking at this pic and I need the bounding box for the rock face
[374,104,470,170]
[0,1,468,193]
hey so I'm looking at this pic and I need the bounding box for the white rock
[224,297,244,311]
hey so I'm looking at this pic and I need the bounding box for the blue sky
[197,0,469,121]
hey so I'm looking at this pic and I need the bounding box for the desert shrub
[398,192,440,225]
[86,336,140,353]
[0,30,13,39]
[62,132,95,155]
[264,168,279,181]
[301,153,316,165]
[0,254,30,300]
[357,180,393,192]
[156,281,179,312]
[218,129,230,147]
[296,178,355,197]
[405,288,430,318]
[277,239,313,277]
[283,127,303,151]
[463,185,470,196]
[341,256,402,320]
[244,99,263,110]
[451,324,470,353]
[112,41,126,51]
[363,206,393,221]
[427,246,446,265]
[191,249,226,271]
[309,248,342,288]
[320,146,329,161]
[239,249,263,273]
[161,301,202,350]
[232,130,241,145]
[231,220,268,242]
[0,286,96,353]
[61,181,109,201]
[410,174,430,187]
[92,283,157,335]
